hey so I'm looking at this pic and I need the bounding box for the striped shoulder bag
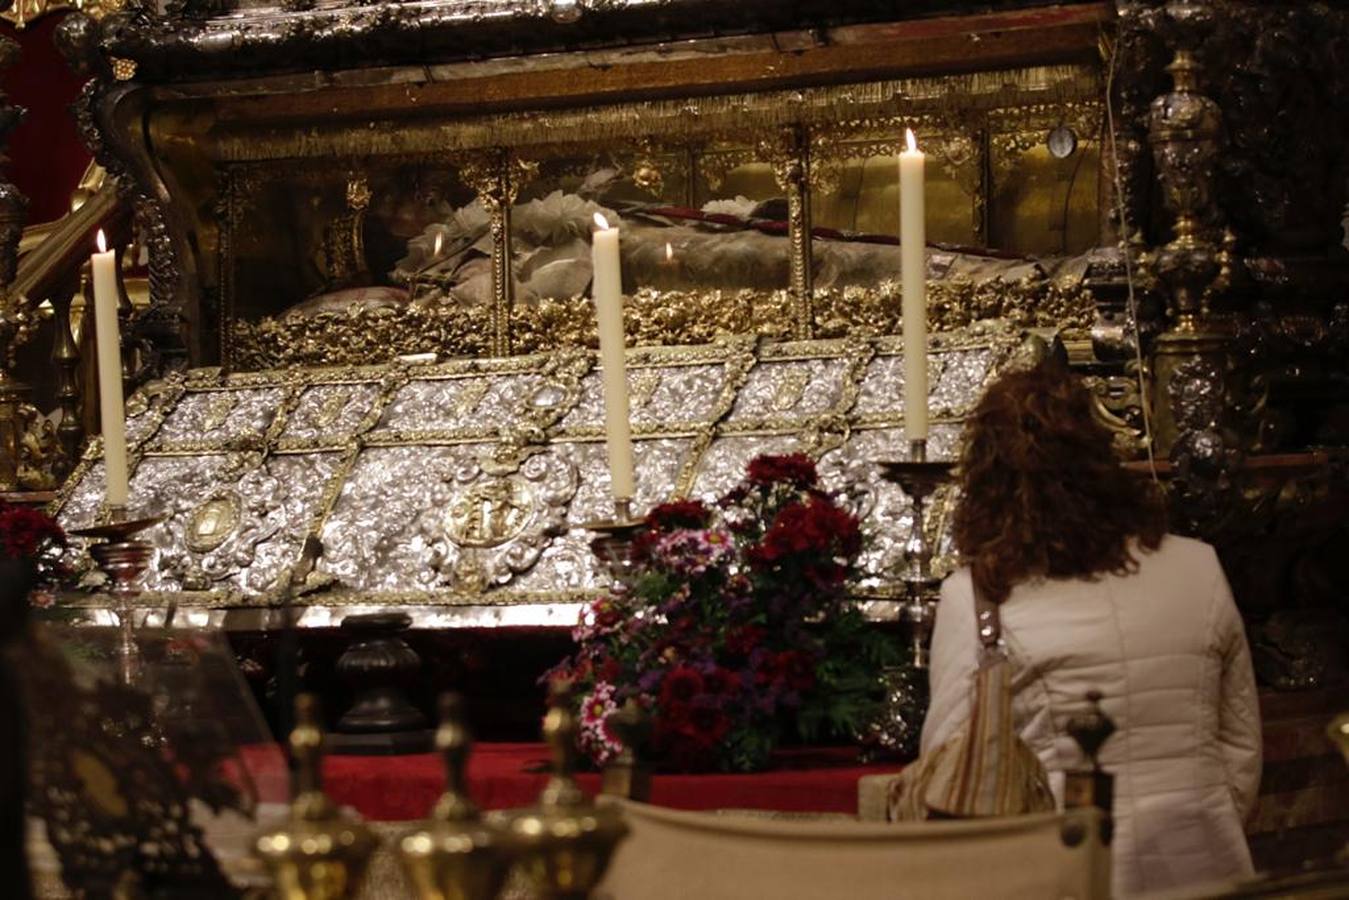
[887,585,1055,820]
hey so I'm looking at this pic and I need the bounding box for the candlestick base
[583,498,648,591]
[876,439,955,669]
[73,514,163,684]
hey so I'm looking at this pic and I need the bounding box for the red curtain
[2,11,91,226]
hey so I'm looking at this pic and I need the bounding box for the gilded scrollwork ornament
[419,451,580,591]
[231,280,1095,372]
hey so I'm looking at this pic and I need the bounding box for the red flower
[660,665,704,706]
[0,504,66,560]
[724,625,765,658]
[747,496,861,570]
[660,700,692,726]
[596,656,621,683]
[685,705,731,744]
[702,666,740,696]
[634,500,710,561]
[754,651,817,692]
[780,651,817,692]
[592,600,623,629]
[647,500,711,532]
[753,652,785,688]
[746,454,818,489]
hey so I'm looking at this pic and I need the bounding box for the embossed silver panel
[54,323,1024,616]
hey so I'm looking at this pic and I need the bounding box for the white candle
[900,129,929,442]
[91,230,130,507]
[591,213,636,501]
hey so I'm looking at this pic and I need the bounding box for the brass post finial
[399,693,511,900]
[1064,691,1117,824]
[601,698,653,802]
[1066,690,1117,771]
[432,693,478,822]
[1327,714,1349,769]
[254,694,377,900]
[290,692,326,806]
[500,680,629,899]
[539,680,586,809]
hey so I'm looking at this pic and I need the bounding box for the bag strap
[973,581,1001,650]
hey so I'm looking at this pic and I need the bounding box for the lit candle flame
[432,232,443,257]
[594,212,610,230]
[905,128,918,154]
[96,229,107,254]
[665,242,673,262]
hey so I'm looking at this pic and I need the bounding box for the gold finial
[539,680,586,809]
[601,698,652,802]
[1064,691,1117,818]
[1066,690,1116,771]
[500,681,629,899]
[399,694,511,900]
[433,694,477,821]
[1328,713,1349,768]
[254,694,377,900]
[291,693,326,804]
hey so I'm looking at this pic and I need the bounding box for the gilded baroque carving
[231,280,1095,371]
[418,452,580,591]
[0,0,121,29]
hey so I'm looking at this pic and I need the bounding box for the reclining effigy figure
[284,170,1095,322]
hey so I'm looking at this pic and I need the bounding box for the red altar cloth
[245,744,898,821]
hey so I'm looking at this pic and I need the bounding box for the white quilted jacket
[922,534,1261,898]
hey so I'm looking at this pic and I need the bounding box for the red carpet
[242,744,898,821]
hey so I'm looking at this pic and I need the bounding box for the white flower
[700,196,757,219]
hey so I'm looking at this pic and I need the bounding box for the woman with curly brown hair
[921,363,1261,897]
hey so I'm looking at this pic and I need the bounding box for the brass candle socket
[499,683,628,900]
[398,694,511,900]
[584,497,648,591]
[72,513,163,685]
[876,439,955,670]
[254,694,377,900]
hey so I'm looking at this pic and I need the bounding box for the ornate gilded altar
[0,0,1334,645]
[0,0,1344,886]
[0,0,1336,642]
[19,0,1138,616]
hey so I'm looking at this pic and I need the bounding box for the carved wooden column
[761,128,815,340]
[463,150,522,358]
[0,31,27,491]
[49,283,83,478]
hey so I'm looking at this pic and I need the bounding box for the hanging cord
[1103,27,1160,482]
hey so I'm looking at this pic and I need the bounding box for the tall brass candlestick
[877,440,953,668]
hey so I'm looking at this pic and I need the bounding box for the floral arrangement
[551,454,899,772]
[0,501,68,606]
